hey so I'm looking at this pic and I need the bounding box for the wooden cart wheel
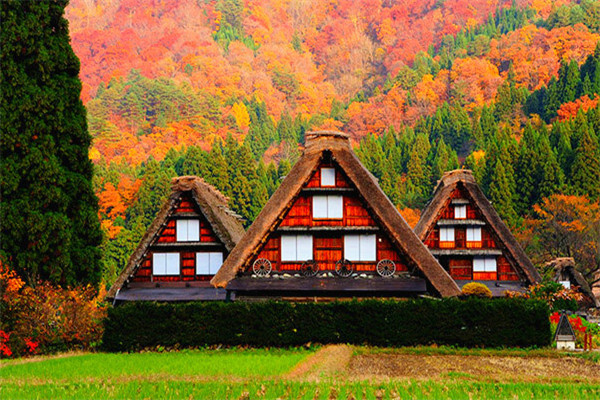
[335,259,354,277]
[252,258,272,277]
[376,259,396,277]
[301,260,319,277]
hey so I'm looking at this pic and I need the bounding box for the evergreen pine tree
[537,137,565,200]
[488,161,518,225]
[1,0,103,285]
[571,129,600,200]
[515,125,541,212]
[560,60,581,104]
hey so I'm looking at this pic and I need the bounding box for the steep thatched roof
[549,257,599,308]
[211,131,461,297]
[107,176,246,300]
[414,169,541,284]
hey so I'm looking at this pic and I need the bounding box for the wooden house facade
[414,170,541,296]
[211,131,461,299]
[107,176,246,302]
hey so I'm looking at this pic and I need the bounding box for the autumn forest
[63,0,600,287]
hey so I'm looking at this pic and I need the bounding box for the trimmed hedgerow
[101,298,551,351]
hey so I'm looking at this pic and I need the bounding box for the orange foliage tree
[523,194,600,286]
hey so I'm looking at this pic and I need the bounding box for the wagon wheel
[301,260,319,277]
[335,259,354,277]
[376,259,396,277]
[252,258,272,277]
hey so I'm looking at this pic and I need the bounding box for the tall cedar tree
[0,0,103,286]
[571,129,600,200]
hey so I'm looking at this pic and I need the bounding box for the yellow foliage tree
[231,101,250,130]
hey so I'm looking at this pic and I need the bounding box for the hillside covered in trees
[64,0,600,286]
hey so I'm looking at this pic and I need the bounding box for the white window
[176,219,200,242]
[466,227,482,242]
[281,235,313,262]
[321,168,336,186]
[559,280,571,289]
[455,205,467,219]
[473,257,497,272]
[344,234,376,261]
[153,253,180,275]
[439,227,455,242]
[196,252,223,275]
[313,195,343,219]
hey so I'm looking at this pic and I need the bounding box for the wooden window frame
[454,205,467,219]
[152,253,180,276]
[176,219,200,242]
[344,234,377,262]
[320,167,336,187]
[312,195,343,220]
[439,227,455,248]
[281,234,313,262]
[196,252,223,275]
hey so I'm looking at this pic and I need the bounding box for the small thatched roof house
[107,176,245,302]
[414,170,541,296]
[548,257,599,308]
[211,131,460,299]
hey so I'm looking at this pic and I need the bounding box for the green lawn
[2,347,599,400]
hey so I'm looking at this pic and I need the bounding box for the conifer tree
[515,125,541,212]
[1,0,103,286]
[488,161,518,225]
[537,137,564,200]
[571,129,600,200]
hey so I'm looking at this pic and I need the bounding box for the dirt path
[349,353,600,383]
[286,344,353,380]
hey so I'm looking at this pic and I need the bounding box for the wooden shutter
[321,168,336,186]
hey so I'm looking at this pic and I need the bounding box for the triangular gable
[107,176,246,299]
[414,170,541,284]
[555,313,576,340]
[211,131,460,297]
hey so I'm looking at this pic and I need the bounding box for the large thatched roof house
[211,131,460,299]
[414,169,541,296]
[107,176,246,302]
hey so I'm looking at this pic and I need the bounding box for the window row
[439,227,482,242]
[280,234,377,262]
[473,257,497,272]
[152,252,223,275]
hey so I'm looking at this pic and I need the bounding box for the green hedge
[102,298,551,351]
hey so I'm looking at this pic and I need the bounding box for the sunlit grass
[2,379,599,400]
[0,347,312,383]
[2,346,599,400]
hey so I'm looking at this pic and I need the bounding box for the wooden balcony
[150,241,224,249]
[301,187,355,194]
[437,219,485,226]
[276,226,380,233]
[429,248,503,256]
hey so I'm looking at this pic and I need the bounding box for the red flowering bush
[0,260,107,358]
[550,311,600,348]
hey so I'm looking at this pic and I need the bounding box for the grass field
[2,346,599,399]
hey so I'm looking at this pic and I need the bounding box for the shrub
[0,260,107,358]
[462,282,492,298]
[102,298,551,351]
[505,281,581,311]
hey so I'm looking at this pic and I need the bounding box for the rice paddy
[2,346,599,399]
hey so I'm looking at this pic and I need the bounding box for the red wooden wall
[248,161,408,274]
[132,192,224,282]
[423,187,520,282]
